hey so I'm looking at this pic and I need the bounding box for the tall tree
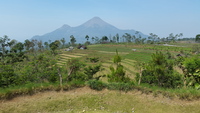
[49,40,61,55]
[116,33,119,43]
[85,35,89,41]
[179,33,183,38]
[95,36,99,43]
[149,33,158,43]
[112,36,116,43]
[107,50,130,82]
[122,33,132,42]
[13,42,24,52]
[44,42,49,50]
[37,40,43,51]
[168,33,178,43]
[91,37,95,43]
[85,35,90,45]
[195,34,200,43]
[70,35,76,46]
[60,38,66,48]
[8,39,17,50]
[24,39,32,51]
[101,36,108,42]
[0,35,10,55]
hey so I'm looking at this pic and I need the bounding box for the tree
[70,35,76,46]
[67,58,85,81]
[29,39,36,52]
[141,52,182,88]
[107,50,130,83]
[44,42,49,50]
[85,35,90,45]
[168,33,179,43]
[135,61,145,85]
[195,34,200,43]
[149,33,158,43]
[182,56,200,88]
[0,35,10,55]
[49,40,61,54]
[13,42,24,52]
[84,65,101,80]
[101,36,108,42]
[37,40,43,51]
[112,36,116,43]
[116,33,119,43]
[85,35,89,41]
[24,39,32,51]
[0,63,18,87]
[122,33,132,42]
[60,38,66,48]
[95,36,99,43]
[8,39,17,50]
[91,37,95,43]
[179,33,183,39]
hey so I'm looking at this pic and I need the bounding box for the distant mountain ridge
[31,17,148,43]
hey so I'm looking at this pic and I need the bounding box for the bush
[107,50,130,83]
[106,82,135,92]
[84,64,101,80]
[140,52,183,88]
[88,80,106,91]
[0,64,18,87]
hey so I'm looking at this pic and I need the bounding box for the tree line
[0,33,200,90]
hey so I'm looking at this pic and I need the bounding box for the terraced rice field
[57,52,87,66]
[57,50,138,80]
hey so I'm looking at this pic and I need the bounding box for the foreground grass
[1,87,200,113]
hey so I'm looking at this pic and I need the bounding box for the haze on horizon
[0,0,199,41]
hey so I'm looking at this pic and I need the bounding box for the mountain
[31,17,148,43]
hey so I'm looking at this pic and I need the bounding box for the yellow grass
[1,87,200,113]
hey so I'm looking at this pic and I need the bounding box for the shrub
[88,80,106,91]
[140,51,183,88]
[106,82,135,92]
[107,50,130,83]
[84,64,101,80]
[0,64,18,87]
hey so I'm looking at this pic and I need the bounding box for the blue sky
[0,0,199,41]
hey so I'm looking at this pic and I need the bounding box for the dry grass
[1,87,200,113]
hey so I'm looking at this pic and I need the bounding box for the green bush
[0,64,18,87]
[106,82,135,92]
[140,52,183,88]
[107,50,130,83]
[88,80,106,91]
[84,64,101,80]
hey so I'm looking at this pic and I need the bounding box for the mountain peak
[61,24,71,28]
[32,16,149,43]
[81,17,110,28]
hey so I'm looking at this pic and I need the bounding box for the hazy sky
[0,0,199,41]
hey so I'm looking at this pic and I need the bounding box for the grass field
[1,87,200,113]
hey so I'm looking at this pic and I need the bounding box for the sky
[0,0,200,41]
